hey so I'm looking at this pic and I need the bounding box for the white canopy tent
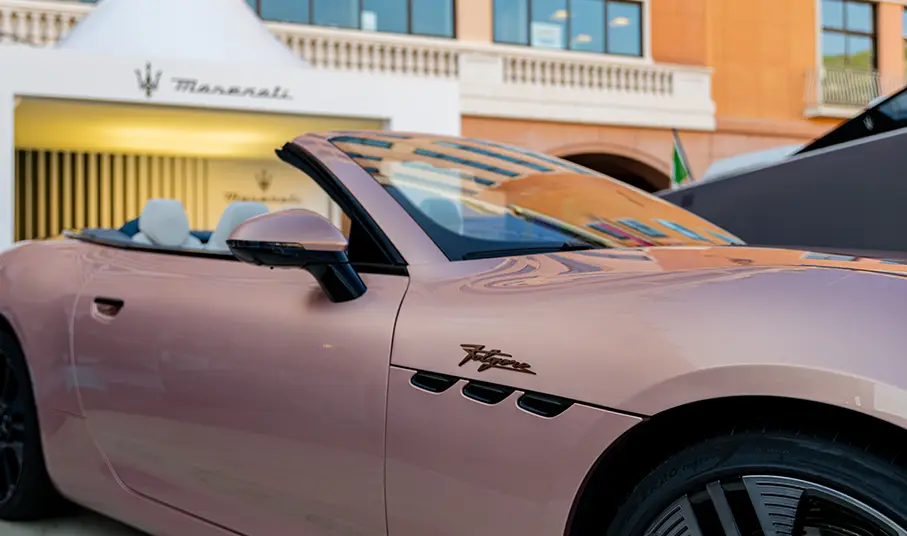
[56,0,309,68]
[0,0,460,249]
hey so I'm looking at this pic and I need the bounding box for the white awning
[56,0,308,68]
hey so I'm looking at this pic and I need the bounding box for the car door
[71,246,407,536]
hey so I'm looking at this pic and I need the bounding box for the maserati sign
[135,63,293,101]
[222,170,301,204]
[172,78,293,101]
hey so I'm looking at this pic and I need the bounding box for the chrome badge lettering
[458,344,536,375]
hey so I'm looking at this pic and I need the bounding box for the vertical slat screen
[20,151,33,241]
[73,153,85,232]
[13,149,210,241]
[99,154,111,229]
[125,156,138,224]
[48,153,60,237]
[86,155,98,233]
[111,154,125,228]
[36,153,47,239]
[61,153,73,231]
[185,158,198,227]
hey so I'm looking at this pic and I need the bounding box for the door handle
[93,297,124,317]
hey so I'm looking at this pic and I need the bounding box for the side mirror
[226,209,366,303]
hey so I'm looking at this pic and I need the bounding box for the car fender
[620,364,907,429]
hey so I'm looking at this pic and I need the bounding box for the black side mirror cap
[227,240,366,303]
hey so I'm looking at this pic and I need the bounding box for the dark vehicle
[658,86,907,259]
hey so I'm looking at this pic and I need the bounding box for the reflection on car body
[0,132,905,536]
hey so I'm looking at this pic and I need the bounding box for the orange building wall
[703,0,821,124]
[877,2,906,88]
[458,0,907,184]
[464,0,853,184]
[650,0,710,66]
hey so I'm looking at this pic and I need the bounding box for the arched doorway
[561,153,670,192]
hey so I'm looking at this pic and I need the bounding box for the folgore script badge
[458,344,536,375]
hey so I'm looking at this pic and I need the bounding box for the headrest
[138,199,192,247]
[207,201,270,251]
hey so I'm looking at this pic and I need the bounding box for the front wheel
[607,431,907,535]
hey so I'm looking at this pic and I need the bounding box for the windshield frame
[293,134,450,266]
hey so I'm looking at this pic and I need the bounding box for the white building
[0,0,717,250]
[0,0,460,249]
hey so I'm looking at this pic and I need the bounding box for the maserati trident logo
[224,169,298,203]
[136,62,162,99]
[458,344,536,375]
[255,169,273,193]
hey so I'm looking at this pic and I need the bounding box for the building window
[250,0,454,38]
[821,0,876,70]
[260,0,310,24]
[903,8,907,70]
[493,0,643,56]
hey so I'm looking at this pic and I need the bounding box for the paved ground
[0,511,145,535]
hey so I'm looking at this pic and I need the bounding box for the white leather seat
[205,201,270,252]
[132,199,203,249]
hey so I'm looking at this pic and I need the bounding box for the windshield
[329,133,744,261]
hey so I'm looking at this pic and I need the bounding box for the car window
[329,134,745,261]
[878,92,907,123]
[798,86,907,154]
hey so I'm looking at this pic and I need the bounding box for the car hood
[396,244,907,428]
[637,245,907,279]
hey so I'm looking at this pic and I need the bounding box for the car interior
[105,198,270,253]
[71,197,386,267]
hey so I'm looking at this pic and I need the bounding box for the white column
[0,92,14,250]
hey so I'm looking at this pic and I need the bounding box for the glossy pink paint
[385,367,641,536]
[230,209,347,251]
[392,249,907,430]
[0,241,239,535]
[68,244,406,536]
[0,131,907,536]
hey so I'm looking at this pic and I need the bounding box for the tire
[0,331,64,520]
[607,431,907,536]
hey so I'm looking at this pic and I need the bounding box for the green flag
[671,130,691,190]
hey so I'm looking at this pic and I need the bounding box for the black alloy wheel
[0,331,63,520]
[607,431,907,536]
[0,349,25,506]
[644,474,906,535]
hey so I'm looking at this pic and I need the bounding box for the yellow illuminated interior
[14,98,383,159]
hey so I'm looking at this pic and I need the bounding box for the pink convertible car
[1,131,907,536]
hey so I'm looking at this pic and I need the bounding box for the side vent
[517,392,574,418]
[410,371,458,393]
[462,381,515,405]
